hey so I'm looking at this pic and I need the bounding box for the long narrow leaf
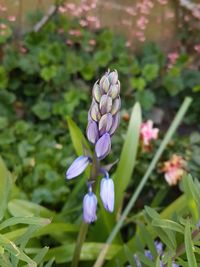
[93,97,192,267]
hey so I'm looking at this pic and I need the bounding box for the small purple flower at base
[83,191,98,223]
[95,133,111,160]
[100,176,114,212]
[66,156,90,180]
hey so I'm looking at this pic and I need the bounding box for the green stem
[70,154,99,267]
[93,97,192,267]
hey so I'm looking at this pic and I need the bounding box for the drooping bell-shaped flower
[95,133,111,160]
[83,188,98,223]
[100,175,114,212]
[66,156,90,179]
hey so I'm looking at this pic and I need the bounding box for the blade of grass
[93,97,192,267]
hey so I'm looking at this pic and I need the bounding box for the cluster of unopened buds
[66,70,120,223]
[140,120,159,151]
[161,154,187,186]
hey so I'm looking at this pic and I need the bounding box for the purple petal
[99,95,112,114]
[66,156,90,179]
[83,192,97,223]
[109,113,120,136]
[95,133,111,160]
[86,121,99,144]
[100,177,114,212]
[99,113,113,136]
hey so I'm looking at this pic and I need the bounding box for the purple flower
[95,133,111,160]
[100,176,114,212]
[86,120,99,144]
[83,191,98,223]
[66,156,90,179]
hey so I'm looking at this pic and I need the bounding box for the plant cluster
[0,1,200,266]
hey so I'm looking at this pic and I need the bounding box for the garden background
[0,0,200,266]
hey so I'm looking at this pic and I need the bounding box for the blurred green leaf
[185,220,197,267]
[0,157,12,221]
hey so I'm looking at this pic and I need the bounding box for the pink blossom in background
[162,154,186,186]
[80,20,88,27]
[0,4,7,12]
[167,51,179,68]
[140,120,159,148]
[125,41,131,47]
[157,0,168,5]
[0,23,7,30]
[88,39,96,46]
[66,39,73,46]
[136,16,149,30]
[125,7,136,16]
[58,6,67,13]
[194,45,200,53]
[69,29,82,37]
[135,31,146,42]
[19,46,27,54]
[7,15,16,22]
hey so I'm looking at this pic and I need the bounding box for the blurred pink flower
[168,51,179,67]
[140,120,159,147]
[8,15,16,22]
[66,39,73,46]
[194,44,200,53]
[125,7,136,16]
[0,4,7,12]
[19,46,27,54]
[157,0,168,5]
[0,23,7,30]
[80,19,88,27]
[58,6,67,13]
[69,29,82,37]
[162,154,186,186]
[137,16,149,30]
[88,39,96,46]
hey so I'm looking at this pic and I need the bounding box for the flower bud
[108,70,118,84]
[66,156,90,179]
[108,83,120,99]
[95,133,111,159]
[83,192,97,223]
[111,97,121,115]
[99,95,112,114]
[90,103,101,122]
[86,120,99,144]
[92,82,102,103]
[109,113,120,136]
[100,177,114,212]
[99,113,113,136]
[100,75,110,92]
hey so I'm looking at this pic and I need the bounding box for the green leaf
[32,101,51,120]
[66,116,90,156]
[44,243,121,263]
[8,199,55,218]
[152,219,184,233]
[142,64,159,81]
[0,234,36,266]
[130,77,146,91]
[0,217,51,231]
[0,157,12,221]
[185,220,197,267]
[123,245,137,267]
[115,102,142,211]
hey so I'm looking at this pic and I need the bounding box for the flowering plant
[66,70,120,222]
